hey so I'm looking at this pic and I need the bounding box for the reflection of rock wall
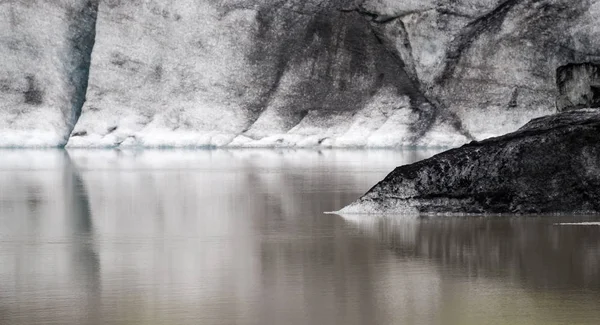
[343,214,600,325]
[63,149,442,324]
[2,150,600,324]
[0,150,99,325]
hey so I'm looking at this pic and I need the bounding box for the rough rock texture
[338,109,600,215]
[556,63,600,111]
[66,0,470,148]
[358,0,600,139]
[2,0,600,147]
[0,0,98,147]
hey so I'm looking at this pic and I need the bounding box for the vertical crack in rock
[64,0,99,144]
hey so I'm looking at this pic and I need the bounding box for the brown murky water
[0,149,599,325]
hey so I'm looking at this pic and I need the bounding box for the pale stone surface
[2,0,600,147]
[0,0,97,147]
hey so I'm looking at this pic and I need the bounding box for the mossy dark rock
[338,109,600,215]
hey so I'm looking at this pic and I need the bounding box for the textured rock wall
[68,0,468,148]
[0,0,98,147]
[556,62,600,111]
[1,0,600,147]
[359,0,600,139]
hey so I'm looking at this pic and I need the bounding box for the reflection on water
[0,149,598,325]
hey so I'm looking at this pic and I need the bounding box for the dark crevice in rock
[64,0,99,144]
[341,5,477,23]
[71,130,88,137]
[508,88,519,108]
[340,7,400,24]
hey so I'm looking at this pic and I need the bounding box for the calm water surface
[0,149,599,325]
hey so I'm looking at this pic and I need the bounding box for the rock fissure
[64,0,99,143]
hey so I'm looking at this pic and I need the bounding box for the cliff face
[360,0,600,139]
[0,0,98,147]
[68,0,466,148]
[1,0,599,147]
[337,109,600,215]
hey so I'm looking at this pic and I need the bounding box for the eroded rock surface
[557,63,600,111]
[338,109,600,215]
[68,0,467,148]
[360,0,600,139]
[0,0,98,147]
[2,0,600,147]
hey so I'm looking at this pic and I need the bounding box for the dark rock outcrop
[556,63,600,111]
[337,109,600,215]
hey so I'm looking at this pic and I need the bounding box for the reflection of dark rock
[339,109,600,214]
[557,63,600,112]
[349,216,600,291]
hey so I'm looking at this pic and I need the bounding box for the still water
[0,149,599,325]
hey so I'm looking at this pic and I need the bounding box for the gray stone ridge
[338,109,600,215]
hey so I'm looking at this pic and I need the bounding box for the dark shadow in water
[63,150,102,323]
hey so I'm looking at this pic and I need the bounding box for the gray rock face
[556,63,600,111]
[67,0,469,148]
[0,0,98,147]
[63,0,600,147]
[361,0,600,139]
[2,0,600,147]
[338,109,600,215]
